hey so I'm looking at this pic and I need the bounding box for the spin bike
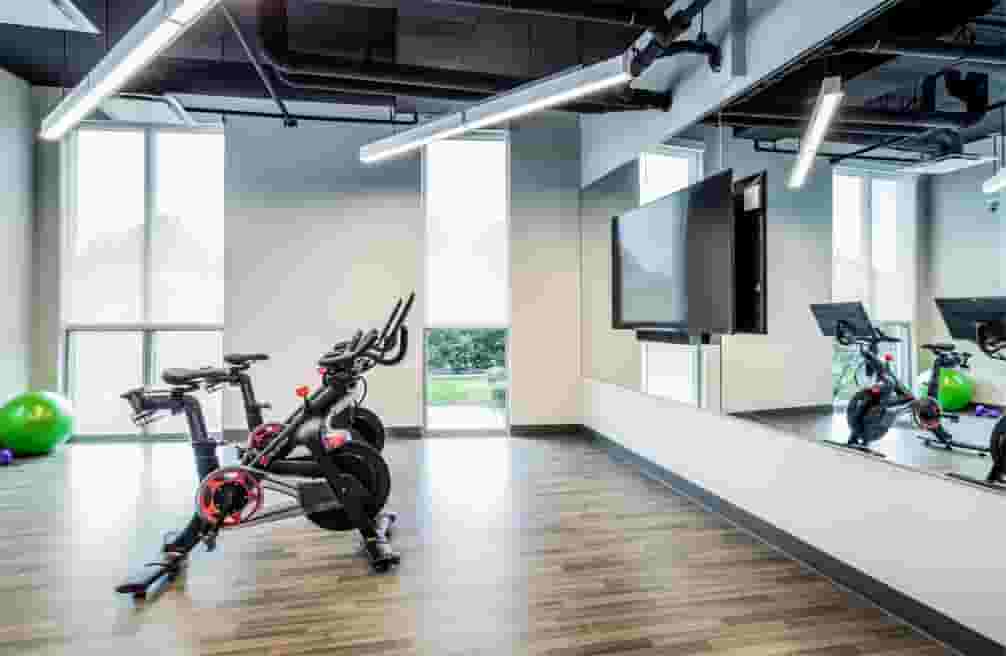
[912,344,986,454]
[936,297,1006,489]
[811,302,963,458]
[831,320,914,457]
[115,295,414,597]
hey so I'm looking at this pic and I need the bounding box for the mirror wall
[579,121,1006,492]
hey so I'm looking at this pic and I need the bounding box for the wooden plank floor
[0,436,950,655]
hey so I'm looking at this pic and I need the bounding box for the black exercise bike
[912,344,985,454]
[830,319,915,457]
[935,297,1006,489]
[116,294,414,598]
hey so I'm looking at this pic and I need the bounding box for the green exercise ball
[0,391,74,456]
[916,368,975,412]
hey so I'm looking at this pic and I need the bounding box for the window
[637,146,708,407]
[425,137,509,431]
[639,146,704,205]
[831,171,915,401]
[66,127,225,437]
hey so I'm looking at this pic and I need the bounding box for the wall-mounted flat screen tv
[611,169,767,336]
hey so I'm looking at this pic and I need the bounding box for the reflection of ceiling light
[39,0,222,141]
[787,76,845,190]
[361,54,633,164]
[983,168,1006,194]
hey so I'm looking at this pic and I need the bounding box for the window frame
[63,125,225,440]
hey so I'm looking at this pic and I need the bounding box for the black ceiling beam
[721,108,979,129]
[421,0,669,28]
[185,107,420,126]
[753,141,922,164]
[847,38,1006,66]
[720,115,940,138]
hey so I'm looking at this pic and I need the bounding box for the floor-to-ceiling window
[637,145,708,406]
[832,171,913,400]
[65,127,225,438]
[424,135,509,432]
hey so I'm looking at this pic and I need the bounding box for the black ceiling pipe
[753,141,922,164]
[720,116,946,138]
[421,0,669,28]
[185,107,420,126]
[258,0,526,96]
[276,70,492,103]
[278,70,659,114]
[848,38,1006,66]
[722,108,980,129]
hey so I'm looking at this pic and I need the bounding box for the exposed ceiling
[713,0,1006,164]
[0,0,669,117]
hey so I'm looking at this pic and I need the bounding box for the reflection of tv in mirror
[611,169,767,336]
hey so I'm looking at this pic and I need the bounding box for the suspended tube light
[787,76,845,190]
[360,54,634,164]
[39,0,222,141]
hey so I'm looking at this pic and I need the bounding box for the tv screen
[612,169,736,334]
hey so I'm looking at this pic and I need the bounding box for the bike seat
[162,367,230,386]
[922,343,956,353]
[224,353,270,366]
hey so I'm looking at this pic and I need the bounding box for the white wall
[922,164,1006,404]
[583,378,1006,646]
[579,160,642,391]
[508,113,582,426]
[224,118,425,429]
[31,88,64,392]
[0,68,34,400]
[707,130,834,413]
[580,0,896,187]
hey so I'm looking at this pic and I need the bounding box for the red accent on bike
[296,385,311,399]
[884,354,894,362]
[869,386,882,396]
[318,367,327,376]
[323,430,351,451]
[247,422,283,450]
[197,468,263,527]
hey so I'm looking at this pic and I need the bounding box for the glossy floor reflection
[0,437,948,655]
[425,404,507,431]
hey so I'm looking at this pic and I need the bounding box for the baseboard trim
[584,426,1002,656]
[510,424,584,437]
[388,426,423,439]
[730,404,834,420]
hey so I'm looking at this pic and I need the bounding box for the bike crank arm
[220,502,306,529]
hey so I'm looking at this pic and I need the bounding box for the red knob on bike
[295,385,311,399]
[884,354,894,362]
[318,367,327,376]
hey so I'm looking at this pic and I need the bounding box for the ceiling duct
[90,94,221,128]
[258,0,524,97]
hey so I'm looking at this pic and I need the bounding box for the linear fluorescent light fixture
[39,0,221,141]
[787,76,845,190]
[983,168,1006,194]
[360,54,634,164]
